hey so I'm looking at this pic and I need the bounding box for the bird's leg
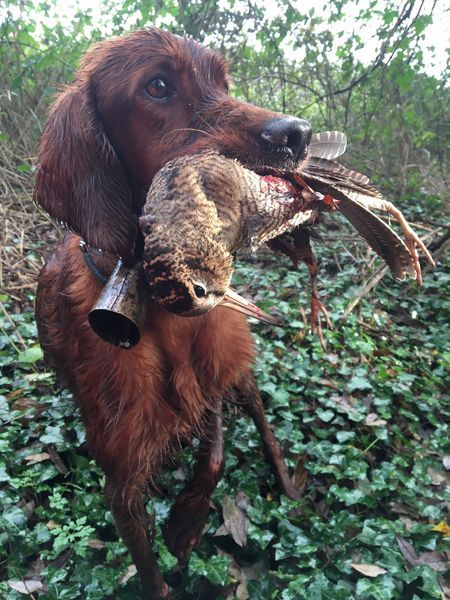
[285,228,331,348]
[268,227,331,348]
[355,198,435,285]
[304,250,332,350]
[235,373,301,500]
[163,395,224,565]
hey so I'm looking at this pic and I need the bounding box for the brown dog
[35,28,311,598]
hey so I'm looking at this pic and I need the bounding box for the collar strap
[79,240,109,285]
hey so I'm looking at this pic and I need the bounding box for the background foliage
[1,0,449,598]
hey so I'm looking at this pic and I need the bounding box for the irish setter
[35,28,312,599]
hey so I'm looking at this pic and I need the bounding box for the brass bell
[89,260,148,348]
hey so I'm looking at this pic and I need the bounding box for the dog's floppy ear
[34,82,137,259]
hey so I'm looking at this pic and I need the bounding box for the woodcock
[140,132,435,339]
[140,150,317,323]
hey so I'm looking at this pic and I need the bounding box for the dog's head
[35,27,311,259]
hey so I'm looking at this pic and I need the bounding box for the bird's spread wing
[335,192,417,280]
[300,170,417,280]
[309,131,347,159]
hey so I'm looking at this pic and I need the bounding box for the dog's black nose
[261,117,312,162]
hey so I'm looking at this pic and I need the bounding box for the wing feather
[302,158,380,197]
[300,172,416,279]
[309,131,347,159]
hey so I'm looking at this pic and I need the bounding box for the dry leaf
[397,535,421,565]
[24,452,50,464]
[428,467,450,486]
[119,565,137,585]
[25,558,45,580]
[46,445,68,475]
[432,521,450,537]
[11,398,41,412]
[326,353,339,366]
[397,535,419,567]
[46,520,60,530]
[318,377,338,388]
[293,454,309,493]
[390,502,420,518]
[8,580,44,594]
[351,563,388,577]
[8,388,26,401]
[87,538,106,549]
[235,491,250,511]
[416,551,449,573]
[399,516,416,531]
[223,549,264,600]
[226,553,249,600]
[365,413,387,427]
[397,536,448,572]
[330,393,359,414]
[439,576,450,599]
[214,495,249,547]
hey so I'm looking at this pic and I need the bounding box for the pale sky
[261,0,448,78]
[5,0,449,78]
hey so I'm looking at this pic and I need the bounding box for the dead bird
[140,132,434,331]
[139,150,317,320]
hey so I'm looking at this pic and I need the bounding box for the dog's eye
[145,78,172,99]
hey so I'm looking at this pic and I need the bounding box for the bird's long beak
[220,288,282,326]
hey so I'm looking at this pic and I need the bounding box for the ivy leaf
[188,553,230,586]
[17,345,43,363]
[347,374,372,392]
[274,519,314,559]
[356,575,395,599]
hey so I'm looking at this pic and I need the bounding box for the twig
[342,265,389,319]
[0,300,27,349]
[5,284,37,291]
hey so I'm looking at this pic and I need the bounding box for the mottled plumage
[140,131,434,327]
[140,151,316,316]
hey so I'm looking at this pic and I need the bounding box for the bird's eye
[145,78,172,99]
[193,284,207,298]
